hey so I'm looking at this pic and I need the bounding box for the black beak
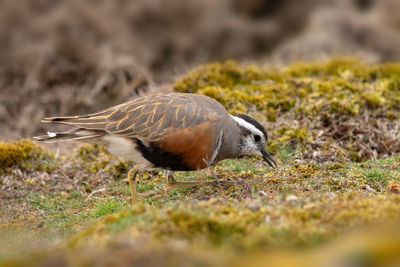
[262,151,278,168]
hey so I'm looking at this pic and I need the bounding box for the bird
[33,93,277,203]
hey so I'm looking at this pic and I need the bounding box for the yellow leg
[128,169,138,204]
[165,171,243,188]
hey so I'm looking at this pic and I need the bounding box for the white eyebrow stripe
[231,115,264,137]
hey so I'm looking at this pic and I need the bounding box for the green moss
[75,144,131,179]
[0,139,55,173]
[276,126,311,144]
[77,144,109,172]
[63,192,400,253]
[174,59,400,162]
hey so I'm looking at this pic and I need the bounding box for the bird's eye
[254,134,261,142]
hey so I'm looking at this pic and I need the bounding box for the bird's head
[231,114,277,168]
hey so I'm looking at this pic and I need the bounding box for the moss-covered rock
[0,139,55,173]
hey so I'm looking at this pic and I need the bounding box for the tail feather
[41,116,108,130]
[42,106,115,123]
[33,129,104,143]
[36,106,123,142]
[42,116,107,123]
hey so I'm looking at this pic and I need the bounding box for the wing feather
[42,93,228,142]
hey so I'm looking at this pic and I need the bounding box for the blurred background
[1,0,400,140]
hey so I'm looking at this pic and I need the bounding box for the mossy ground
[174,58,400,162]
[1,59,400,266]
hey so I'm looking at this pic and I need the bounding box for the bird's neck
[215,119,242,162]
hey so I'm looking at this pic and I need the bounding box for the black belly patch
[133,138,193,171]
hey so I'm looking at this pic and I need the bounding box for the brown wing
[42,93,227,142]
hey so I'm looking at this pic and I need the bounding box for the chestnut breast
[153,120,221,170]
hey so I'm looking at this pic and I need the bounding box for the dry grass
[2,0,400,140]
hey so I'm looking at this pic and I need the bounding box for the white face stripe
[207,130,223,166]
[231,115,264,137]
